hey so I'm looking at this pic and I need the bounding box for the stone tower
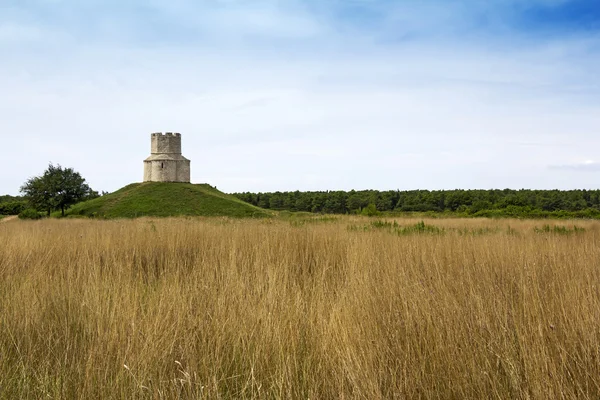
[143,132,191,183]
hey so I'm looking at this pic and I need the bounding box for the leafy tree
[346,192,366,213]
[257,193,271,209]
[282,192,297,211]
[20,173,53,216]
[376,191,396,211]
[323,191,348,214]
[311,193,328,213]
[269,192,285,210]
[20,163,96,216]
[469,200,493,214]
[294,195,313,212]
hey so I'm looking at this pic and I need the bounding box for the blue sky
[1,0,600,194]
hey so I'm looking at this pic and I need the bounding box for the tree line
[4,167,600,219]
[233,189,600,218]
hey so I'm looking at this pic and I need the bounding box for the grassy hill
[65,182,271,218]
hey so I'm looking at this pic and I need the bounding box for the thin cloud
[549,161,600,172]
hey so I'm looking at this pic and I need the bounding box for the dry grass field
[1,216,599,399]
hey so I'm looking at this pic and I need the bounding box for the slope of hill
[65,182,271,218]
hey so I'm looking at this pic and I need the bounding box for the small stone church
[143,132,191,183]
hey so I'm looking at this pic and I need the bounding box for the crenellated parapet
[152,132,181,138]
[151,132,182,154]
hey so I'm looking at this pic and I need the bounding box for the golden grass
[1,217,599,399]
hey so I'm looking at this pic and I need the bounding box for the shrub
[369,220,445,235]
[0,201,27,216]
[361,203,380,217]
[533,224,585,235]
[18,209,43,220]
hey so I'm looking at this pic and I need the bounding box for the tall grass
[0,217,599,398]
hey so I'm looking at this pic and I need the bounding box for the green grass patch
[349,220,445,235]
[288,215,339,227]
[455,227,502,236]
[348,221,519,236]
[533,224,586,235]
[65,182,272,219]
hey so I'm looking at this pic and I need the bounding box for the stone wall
[143,159,191,183]
[177,159,191,182]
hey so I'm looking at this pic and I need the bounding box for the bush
[534,224,585,235]
[18,209,43,220]
[0,201,27,215]
[361,203,380,217]
[368,220,445,235]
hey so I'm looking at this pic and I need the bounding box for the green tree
[346,192,366,213]
[257,193,271,209]
[269,192,285,210]
[376,191,396,211]
[20,163,95,216]
[323,191,348,214]
[311,193,327,213]
[469,200,492,214]
[295,195,313,212]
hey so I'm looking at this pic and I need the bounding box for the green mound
[66,182,271,218]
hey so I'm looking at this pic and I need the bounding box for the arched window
[161,162,164,169]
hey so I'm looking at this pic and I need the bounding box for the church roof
[144,154,190,162]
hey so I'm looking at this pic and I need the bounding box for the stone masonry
[143,133,191,183]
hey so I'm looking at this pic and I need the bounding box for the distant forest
[6,189,600,218]
[0,195,21,203]
[233,189,600,218]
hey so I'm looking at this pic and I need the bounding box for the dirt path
[0,216,17,223]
